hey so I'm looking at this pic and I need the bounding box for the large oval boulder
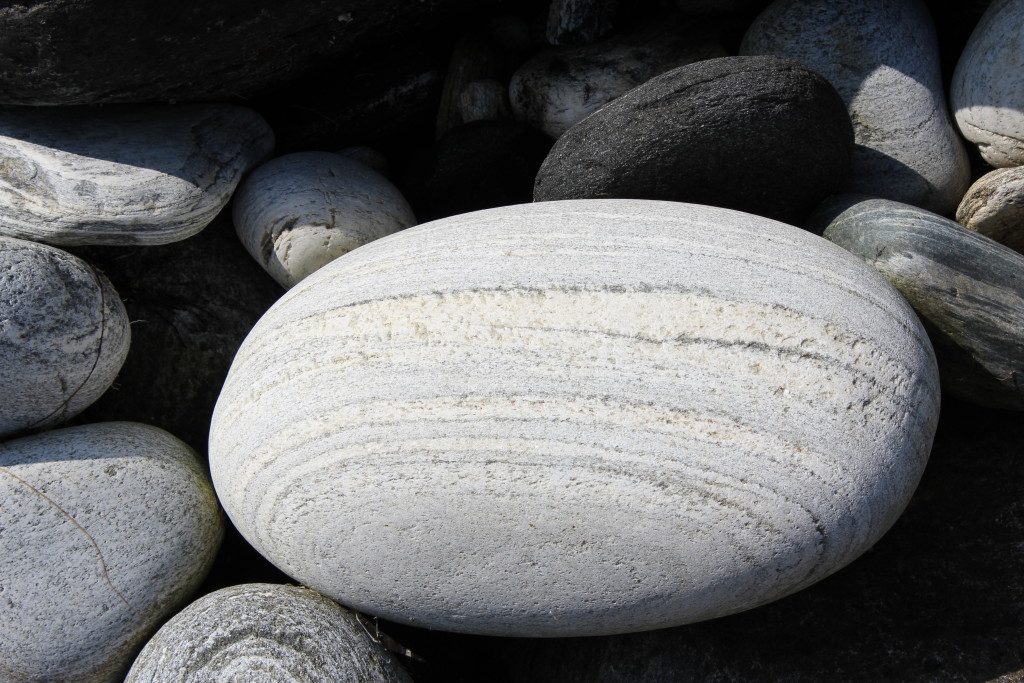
[0,422,224,682]
[0,236,130,438]
[210,200,939,637]
[532,56,853,225]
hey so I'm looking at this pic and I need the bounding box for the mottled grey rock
[532,56,853,225]
[0,104,273,246]
[210,199,939,637]
[337,146,392,178]
[952,0,1024,168]
[510,17,727,138]
[545,0,617,45]
[741,0,970,215]
[814,195,1024,410]
[957,166,1024,253]
[233,152,417,289]
[0,236,129,438]
[0,422,223,683]
[126,584,412,682]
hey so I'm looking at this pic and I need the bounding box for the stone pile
[0,0,1022,680]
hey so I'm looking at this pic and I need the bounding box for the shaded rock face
[125,584,412,682]
[0,236,129,439]
[532,56,853,225]
[741,0,971,215]
[210,199,939,638]
[957,166,1024,253]
[0,1,513,106]
[0,422,223,683]
[812,195,1024,410]
[0,104,274,246]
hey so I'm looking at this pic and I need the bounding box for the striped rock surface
[0,104,273,246]
[126,584,411,682]
[956,166,1024,255]
[210,199,940,637]
[0,236,129,438]
[0,422,223,683]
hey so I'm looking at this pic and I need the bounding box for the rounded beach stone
[813,195,1024,410]
[532,56,853,225]
[233,152,416,289]
[210,199,940,637]
[956,166,1024,253]
[509,17,727,139]
[0,104,274,246]
[0,236,129,438]
[0,422,224,683]
[741,0,970,215]
[125,584,411,682]
[951,0,1024,168]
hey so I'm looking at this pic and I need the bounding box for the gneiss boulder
[0,422,223,682]
[0,104,273,245]
[532,56,853,225]
[210,199,939,637]
[956,166,1024,254]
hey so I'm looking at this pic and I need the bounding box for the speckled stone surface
[957,166,1024,253]
[233,152,416,289]
[126,583,412,682]
[210,199,940,637]
[532,56,853,225]
[814,195,1024,410]
[0,104,273,246]
[0,236,129,438]
[0,422,224,683]
[741,0,970,215]
[952,0,1024,168]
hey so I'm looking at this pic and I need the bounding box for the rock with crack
[0,422,223,683]
[0,104,273,246]
[234,152,416,289]
[210,199,940,637]
[125,583,412,682]
[0,236,129,439]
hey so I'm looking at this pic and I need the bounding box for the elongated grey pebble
[956,167,1024,253]
[210,199,940,637]
[126,583,411,682]
[952,0,1024,168]
[741,0,970,215]
[815,195,1024,409]
[0,104,274,246]
[233,152,416,289]
[0,422,224,683]
[0,236,129,438]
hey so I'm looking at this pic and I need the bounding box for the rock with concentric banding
[956,167,1024,254]
[0,422,223,682]
[210,199,940,637]
[0,236,129,438]
[125,583,411,682]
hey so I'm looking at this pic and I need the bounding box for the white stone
[0,104,274,246]
[0,422,224,682]
[0,236,130,438]
[233,152,417,289]
[125,584,412,682]
[741,0,970,214]
[210,199,940,637]
[952,0,1024,168]
[956,166,1024,253]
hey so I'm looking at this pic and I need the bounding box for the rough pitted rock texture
[72,214,282,456]
[813,195,1024,410]
[210,199,939,637]
[0,1,509,105]
[509,17,727,138]
[0,422,223,683]
[0,104,273,246]
[957,166,1024,253]
[0,236,129,439]
[126,584,412,682]
[741,0,970,215]
[532,56,853,225]
[952,0,1024,168]
[234,152,417,289]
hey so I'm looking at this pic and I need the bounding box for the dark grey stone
[532,55,853,225]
